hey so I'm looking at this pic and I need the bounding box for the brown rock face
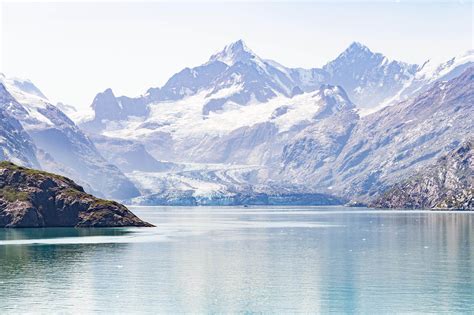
[0,161,153,228]
[370,139,473,210]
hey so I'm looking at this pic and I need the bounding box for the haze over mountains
[1,40,472,205]
[0,74,139,200]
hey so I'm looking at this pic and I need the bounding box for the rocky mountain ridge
[81,40,472,130]
[1,42,472,207]
[282,66,474,199]
[0,75,140,200]
[0,84,39,168]
[370,139,473,210]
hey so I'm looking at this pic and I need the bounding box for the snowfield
[1,40,472,205]
[102,87,342,141]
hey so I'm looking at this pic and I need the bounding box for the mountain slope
[59,42,474,205]
[301,66,474,199]
[0,84,39,168]
[323,42,419,110]
[120,85,359,204]
[80,40,326,133]
[81,41,472,134]
[90,134,175,173]
[370,139,473,210]
[0,75,140,200]
[279,85,358,185]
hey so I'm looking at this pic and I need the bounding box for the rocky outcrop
[0,161,153,227]
[370,140,473,210]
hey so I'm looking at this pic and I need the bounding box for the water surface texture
[0,207,473,313]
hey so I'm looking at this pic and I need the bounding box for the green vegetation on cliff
[0,161,153,228]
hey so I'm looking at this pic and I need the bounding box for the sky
[0,1,472,110]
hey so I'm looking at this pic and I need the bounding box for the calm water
[0,206,473,314]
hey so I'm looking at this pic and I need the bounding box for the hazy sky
[1,1,472,110]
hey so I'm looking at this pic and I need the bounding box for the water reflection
[0,227,134,241]
[0,208,472,313]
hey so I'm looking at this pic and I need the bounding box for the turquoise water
[0,207,473,313]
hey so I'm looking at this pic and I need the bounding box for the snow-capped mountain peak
[0,74,141,200]
[209,39,263,67]
[327,41,380,69]
[344,41,372,55]
[0,74,57,130]
[8,78,48,100]
[415,49,474,82]
[0,74,49,108]
[322,42,420,109]
[80,41,473,149]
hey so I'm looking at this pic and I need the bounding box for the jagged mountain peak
[329,41,380,66]
[209,39,262,66]
[0,74,50,107]
[100,87,115,97]
[90,88,122,120]
[347,41,371,52]
[415,50,474,83]
[0,74,48,101]
[228,39,250,51]
[322,42,421,109]
[92,88,116,105]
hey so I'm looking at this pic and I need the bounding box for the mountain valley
[1,41,472,207]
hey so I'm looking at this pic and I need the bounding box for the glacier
[1,40,472,205]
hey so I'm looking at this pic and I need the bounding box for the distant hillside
[371,140,473,210]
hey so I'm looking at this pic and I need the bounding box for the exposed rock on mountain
[91,134,175,173]
[370,140,473,210]
[82,65,472,205]
[80,40,327,133]
[82,40,471,132]
[81,88,149,133]
[341,66,473,197]
[323,42,419,110]
[0,161,153,227]
[0,75,140,200]
[0,84,39,168]
[6,42,472,207]
[285,67,474,199]
[394,50,474,108]
[279,85,358,184]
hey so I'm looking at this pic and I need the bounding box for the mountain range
[1,40,472,206]
[0,74,139,200]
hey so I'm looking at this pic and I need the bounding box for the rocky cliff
[370,140,473,210]
[0,161,153,227]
